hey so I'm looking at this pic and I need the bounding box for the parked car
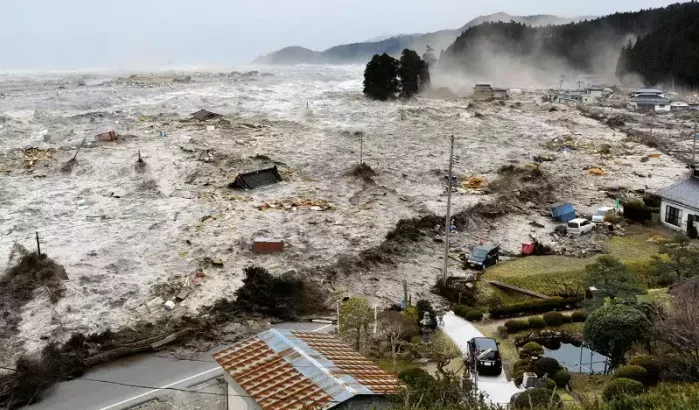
[567,218,595,234]
[467,337,503,376]
[592,207,616,223]
[466,243,500,270]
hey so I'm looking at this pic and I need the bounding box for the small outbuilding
[229,166,283,190]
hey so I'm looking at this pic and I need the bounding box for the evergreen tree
[419,62,431,92]
[422,45,437,67]
[363,53,399,101]
[398,49,423,98]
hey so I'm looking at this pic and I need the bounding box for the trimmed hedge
[613,365,648,385]
[534,357,562,378]
[561,314,573,324]
[505,319,530,333]
[528,316,546,329]
[543,312,565,327]
[628,355,661,385]
[513,388,562,409]
[398,367,435,388]
[571,311,588,322]
[544,379,557,391]
[497,326,508,338]
[520,342,544,359]
[489,296,583,319]
[465,309,484,321]
[623,199,652,223]
[603,378,644,401]
[552,369,571,388]
[454,305,472,318]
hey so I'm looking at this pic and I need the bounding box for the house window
[665,205,682,227]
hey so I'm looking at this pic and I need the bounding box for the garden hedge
[489,297,583,319]
[533,357,562,378]
[571,311,588,322]
[552,369,571,388]
[465,309,484,321]
[528,316,546,329]
[628,355,661,385]
[613,365,648,385]
[513,388,562,409]
[603,377,644,401]
[505,319,530,333]
[543,312,565,327]
[520,342,544,359]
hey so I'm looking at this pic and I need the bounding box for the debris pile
[348,163,377,183]
[23,147,55,168]
[257,198,334,211]
[462,176,487,190]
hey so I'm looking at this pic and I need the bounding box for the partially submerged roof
[213,329,399,410]
[634,88,665,94]
[659,177,699,210]
[191,109,221,121]
[229,166,283,190]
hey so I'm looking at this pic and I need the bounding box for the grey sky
[0,0,683,70]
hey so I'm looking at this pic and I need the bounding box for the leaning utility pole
[442,135,455,285]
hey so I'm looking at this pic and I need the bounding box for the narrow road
[442,312,522,406]
[26,322,334,410]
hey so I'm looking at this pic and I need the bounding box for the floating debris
[257,198,334,211]
[23,147,56,168]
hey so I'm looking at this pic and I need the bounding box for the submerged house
[473,84,508,100]
[229,166,283,190]
[213,329,400,410]
[659,167,699,238]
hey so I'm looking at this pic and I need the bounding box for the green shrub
[398,367,435,388]
[520,342,544,359]
[528,316,546,329]
[533,357,562,378]
[465,309,484,321]
[571,311,588,322]
[544,378,557,391]
[622,199,652,223]
[613,365,648,385]
[489,296,583,319]
[628,355,661,385]
[454,305,471,318]
[513,388,562,409]
[561,314,573,324]
[505,319,530,333]
[552,369,571,388]
[603,378,644,401]
[543,312,564,327]
[497,326,508,338]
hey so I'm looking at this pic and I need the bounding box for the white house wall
[661,200,699,232]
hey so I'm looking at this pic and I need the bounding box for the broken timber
[487,280,550,299]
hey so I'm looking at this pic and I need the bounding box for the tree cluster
[363,49,431,100]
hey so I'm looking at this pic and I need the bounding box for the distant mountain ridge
[254,13,593,65]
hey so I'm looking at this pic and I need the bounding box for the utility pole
[693,117,697,166]
[360,133,363,165]
[577,80,584,91]
[442,135,455,285]
[36,232,41,256]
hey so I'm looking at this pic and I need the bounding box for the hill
[440,2,699,87]
[253,13,590,65]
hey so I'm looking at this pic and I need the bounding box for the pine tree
[422,45,437,67]
[398,49,423,98]
[363,53,400,101]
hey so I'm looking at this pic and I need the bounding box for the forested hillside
[617,3,699,87]
[440,2,699,86]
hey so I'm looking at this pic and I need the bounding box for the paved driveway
[442,312,522,406]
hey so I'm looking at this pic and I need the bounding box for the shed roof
[229,166,283,190]
[633,88,665,94]
[191,109,221,121]
[474,84,492,90]
[213,329,399,410]
[659,177,699,210]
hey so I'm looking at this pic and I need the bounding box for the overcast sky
[0,0,683,70]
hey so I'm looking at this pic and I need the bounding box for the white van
[567,218,595,234]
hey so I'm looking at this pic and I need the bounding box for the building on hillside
[213,329,400,410]
[659,166,699,238]
[627,94,672,113]
[473,84,509,100]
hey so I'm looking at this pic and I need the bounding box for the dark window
[665,205,682,227]
[581,220,590,226]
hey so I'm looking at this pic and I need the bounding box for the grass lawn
[480,225,665,299]
[638,287,670,307]
[569,373,612,402]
